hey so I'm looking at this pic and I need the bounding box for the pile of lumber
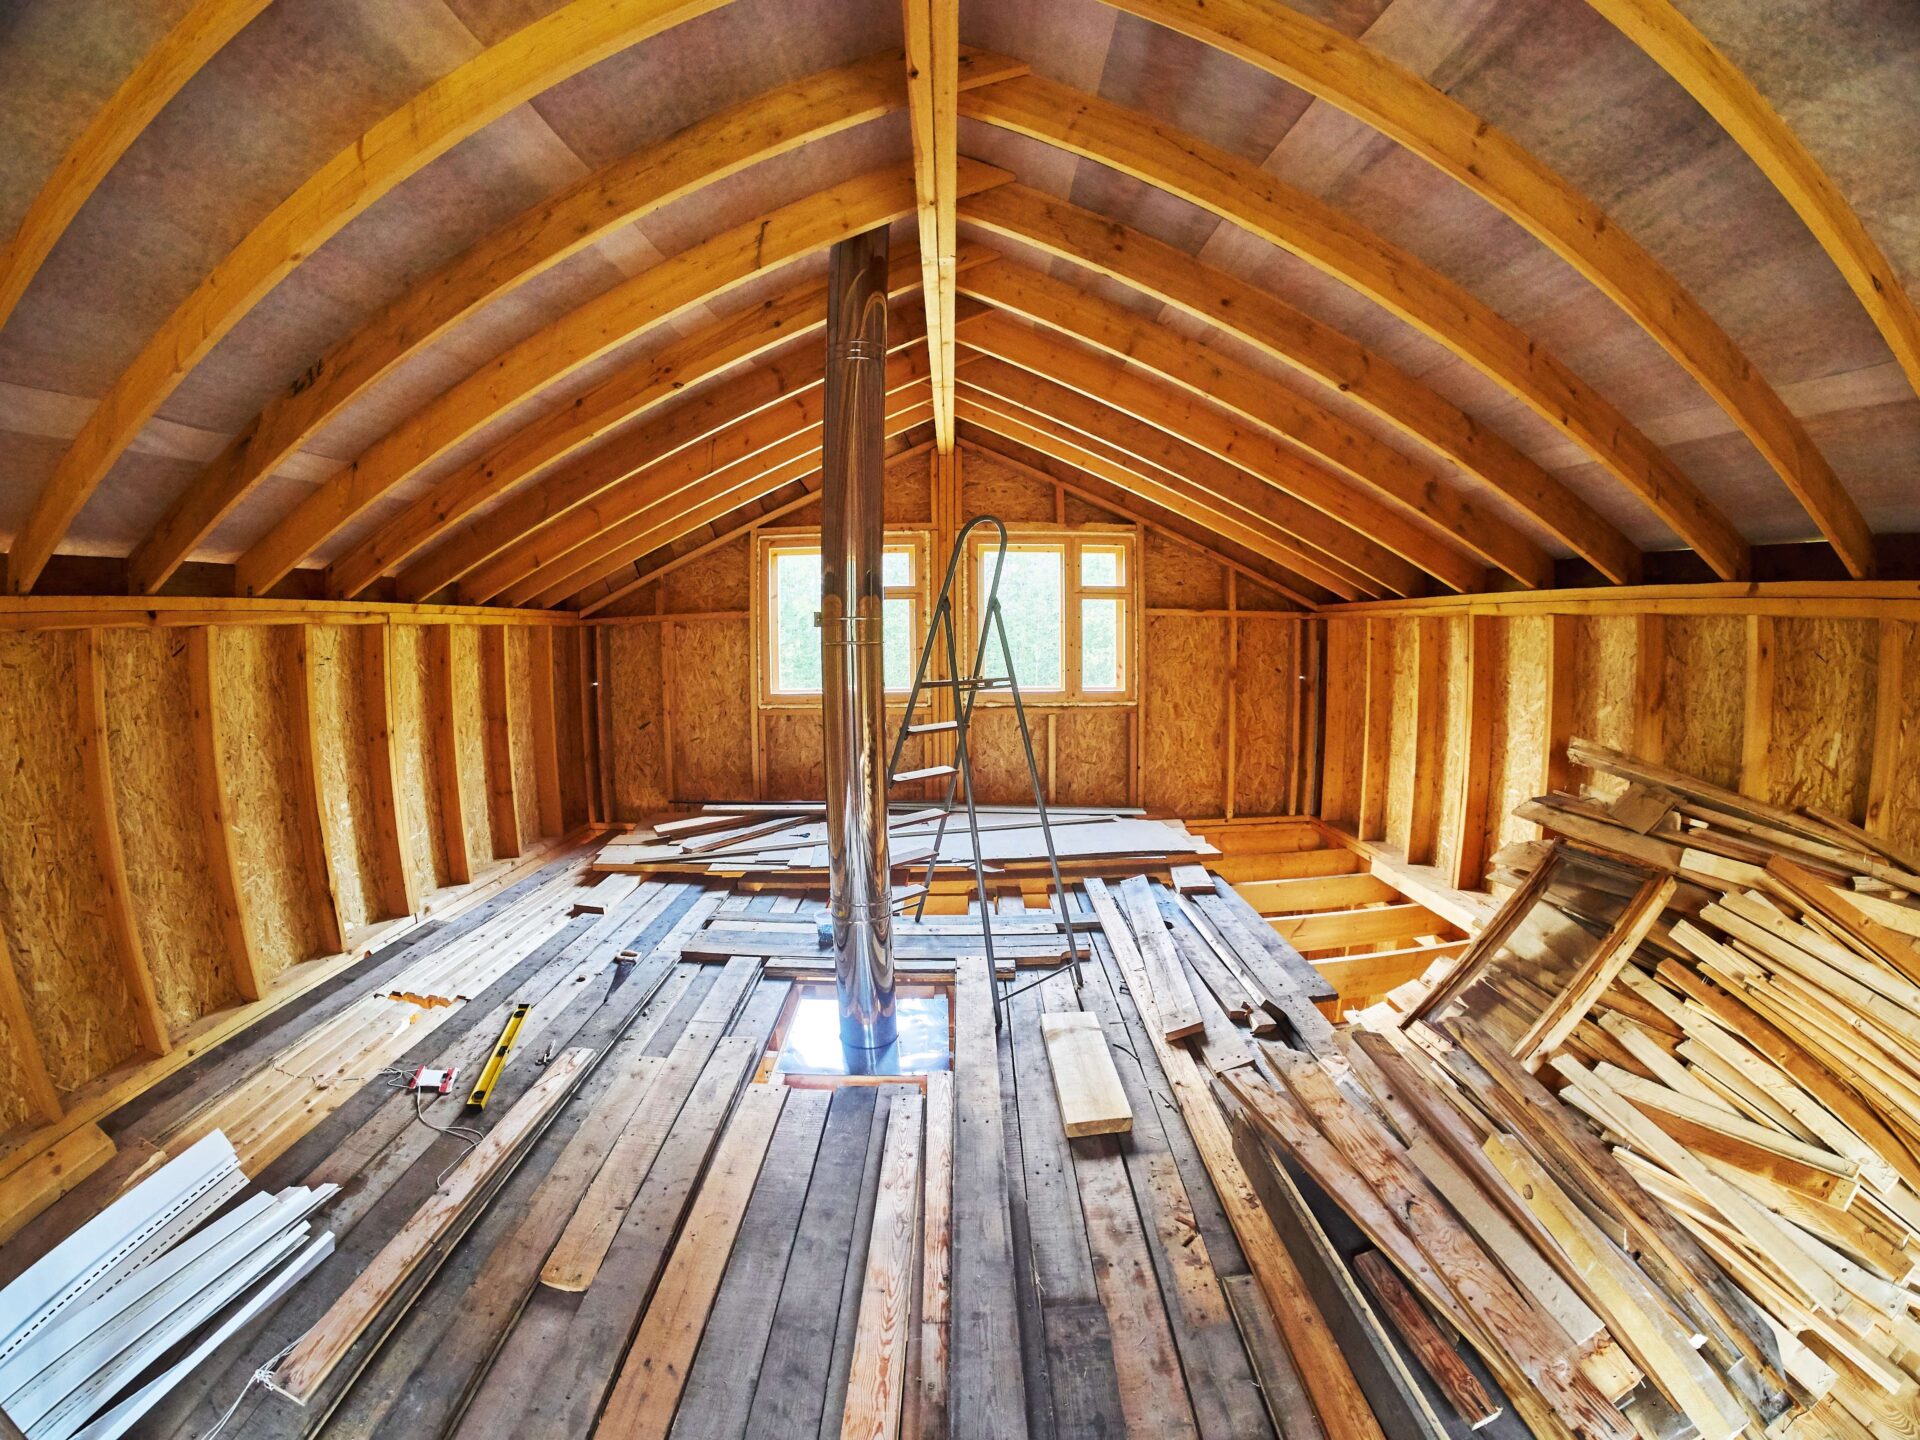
[1222,740,1920,1438]
[0,1132,333,1440]
[592,803,1216,878]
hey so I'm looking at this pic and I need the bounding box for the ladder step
[892,765,957,785]
[907,720,958,734]
[888,808,947,828]
[920,677,1010,690]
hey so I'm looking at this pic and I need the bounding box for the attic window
[968,530,1134,700]
[761,534,924,699]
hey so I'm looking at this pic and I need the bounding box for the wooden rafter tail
[8,0,747,596]
[957,71,1753,581]
[961,255,1555,588]
[960,183,1644,585]
[1105,0,1871,578]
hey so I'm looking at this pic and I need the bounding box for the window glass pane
[884,596,915,689]
[1080,544,1123,588]
[1081,598,1121,690]
[882,547,912,589]
[979,548,1063,688]
[772,549,822,692]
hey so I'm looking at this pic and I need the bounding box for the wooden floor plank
[839,1088,924,1440]
[915,1071,954,1440]
[816,1088,895,1440]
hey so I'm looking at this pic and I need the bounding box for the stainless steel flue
[819,226,896,1055]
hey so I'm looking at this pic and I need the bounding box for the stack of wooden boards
[1218,739,1920,1439]
[0,1132,333,1440]
[591,804,1217,880]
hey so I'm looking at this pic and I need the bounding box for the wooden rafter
[956,311,1485,592]
[960,184,1643,584]
[952,380,1380,599]
[8,0,744,596]
[958,71,1753,581]
[961,256,1553,587]
[238,160,1006,599]
[902,0,961,449]
[481,339,936,609]
[1588,0,1920,405]
[0,0,274,332]
[1106,0,1874,577]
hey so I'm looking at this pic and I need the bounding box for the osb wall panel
[1431,620,1467,881]
[1881,622,1920,858]
[1234,619,1298,817]
[449,627,493,869]
[0,632,141,1091]
[960,448,1055,521]
[662,535,751,613]
[1052,707,1130,807]
[1144,615,1228,816]
[100,629,233,1031]
[507,627,543,843]
[0,1029,33,1133]
[213,627,330,986]
[306,626,382,930]
[957,706,1037,807]
[554,632,591,829]
[606,624,667,819]
[764,709,825,800]
[666,619,753,803]
[1663,616,1745,791]
[1144,531,1227,609]
[1490,616,1548,854]
[1320,618,1365,828]
[1767,618,1877,819]
[885,451,933,524]
[1385,619,1418,852]
[1570,616,1639,800]
[389,625,452,892]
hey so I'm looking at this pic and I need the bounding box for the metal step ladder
[887,516,1081,1027]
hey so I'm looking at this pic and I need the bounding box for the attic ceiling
[0,0,1915,611]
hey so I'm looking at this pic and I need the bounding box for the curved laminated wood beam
[1588,0,1920,404]
[956,309,1486,592]
[399,258,944,604]
[530,375,933,608]
[10,0,743,594]
[956,354,1408,598]
[959,72,1753,581]
[125,47,1029,595]
[903,0,961,447]
[238,158,1009,598]
[0,0,277,332]
[952,399,1334,608]
[960,184,1643,584]
[962,255,1554,587]
[1102,0,1874,578]
[569,400,934,615]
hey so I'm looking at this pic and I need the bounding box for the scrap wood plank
[1105,876,1204,1040]
[838,1088,924,1440]
[1038,1011,1132,1137]
[1220,1274,1326,1440]
[1187,892,1336,1053]
[574,873,642,915]
[596,1083,790,1439]
[1202,879,1338,1001]
[1351,1250,1501,1430]
[1155,891,1264,1025]
[1512,871,1677,1068]
[1170,863,1213,894]
[915,1071,954,1440]
[268,1047,592,1404]
[1084,920,1385,1440]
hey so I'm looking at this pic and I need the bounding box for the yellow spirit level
[466,1003,531,1109]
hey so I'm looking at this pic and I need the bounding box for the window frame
[754,529,932,708]
[963,526,1137,704]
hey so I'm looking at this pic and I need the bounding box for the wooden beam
[959,72,1751,580]
[122,53,1013,595]
[1450,614,1497,890]
[479,627,523,860]
[1740,614,1776,802]
[903,0,961,450]
[1099,0,1867,578]
[239,161,1007,599]
[184,628,265,1001]
[529,627,566,840]
[359,625,421,916]
[1404,618,1445,866]
[961,184,1641,584]
[74,630,170,1056]
[10,0,747,595]
[0,0,273,332]
[1631,613,1667,764]
[425,625,473,886]
[290,627,348,953]
[1357,618,1392,843]
[963,257,1552,587]
[1865,619,1907,838]
[958,317,1486,593]
[0,914,64,1125]
[1587,0,1920,408]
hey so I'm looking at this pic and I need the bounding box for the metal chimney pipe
[820,226,896,1056]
